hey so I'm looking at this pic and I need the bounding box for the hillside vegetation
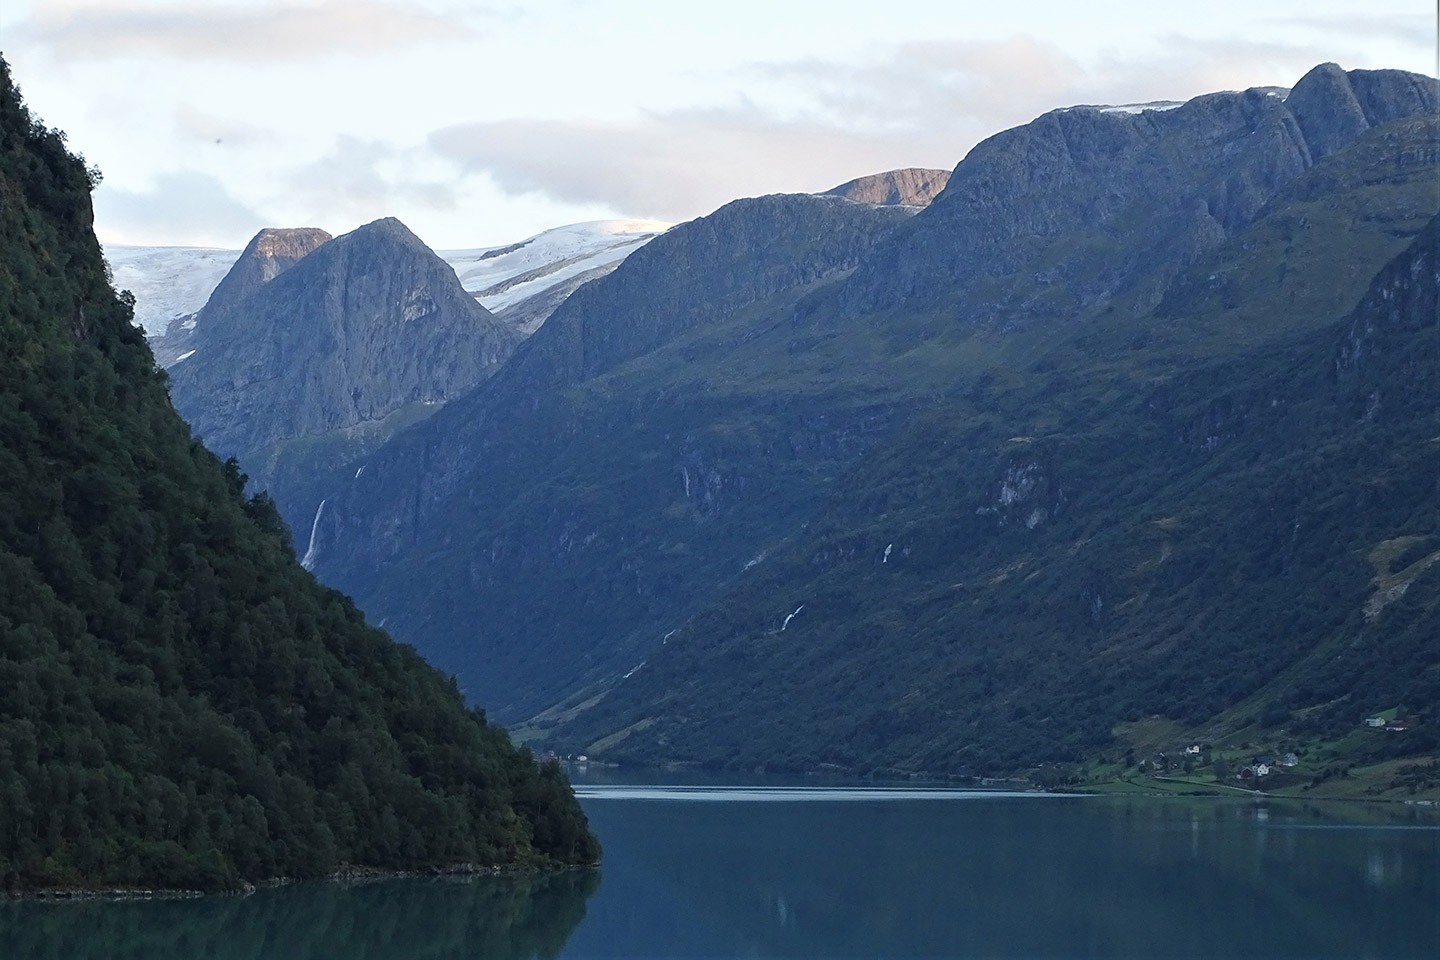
[0,58,595,894]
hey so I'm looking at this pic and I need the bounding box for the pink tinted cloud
[23,0,476,62]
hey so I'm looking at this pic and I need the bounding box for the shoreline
[1,859,598,903]
[568,760,1438,804]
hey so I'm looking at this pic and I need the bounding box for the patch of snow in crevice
[1060,100,1183,115]
[781,604,805,631]
[1096,101,1183,114]
[882,543,893,563]
[300,498,327,570]
[622,661,646,680]
[172,349,197,363]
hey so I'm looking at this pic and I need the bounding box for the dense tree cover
[0,58,596,893]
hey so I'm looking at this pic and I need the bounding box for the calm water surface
[3,780,1436,959]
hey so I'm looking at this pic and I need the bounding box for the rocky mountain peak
[1287,63,1440,161]
[206,226,331,313]
[835,63,1440,324]
[248,226,333,262]
[824,168,953,207]
[340,216,427,249]
[166,216,521,512]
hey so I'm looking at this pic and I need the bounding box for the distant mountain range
[298,63,1439,780]
[113,63,1440,784]
[108,218,670,346]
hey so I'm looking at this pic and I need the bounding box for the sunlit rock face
[825,167,953,207]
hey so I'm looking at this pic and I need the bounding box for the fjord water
[3,789,1436,959]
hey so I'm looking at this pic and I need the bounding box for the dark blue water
[3,785,1436,958]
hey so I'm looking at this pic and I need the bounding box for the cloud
[760,36,1087,134]
[428,35,1355,222]
[1259,11,1435,49]
[762,35,1363,135]
[280,135,460,221]
[94,171,267,246]
[173,105,277,147]
[429,108,934,221]
[22,0,477,62]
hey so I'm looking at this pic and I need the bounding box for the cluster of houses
[537,751,589,764]
[1235,752,1299,781]
[1130,715,1420,787]
[1137,743,1300,782]
[1363,715,1413,732]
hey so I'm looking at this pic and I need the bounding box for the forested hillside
[0,57,596,894]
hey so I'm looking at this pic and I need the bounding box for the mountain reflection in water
[4,791,1438,959]
[0,870,598,960]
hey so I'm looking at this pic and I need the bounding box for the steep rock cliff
[825,167,952,206]
[166,217,521,534]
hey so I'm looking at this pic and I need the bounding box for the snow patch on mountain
[106,218,671,345]
[442,219,671,313]
[1062,100,1184,115]
[105,244,242,336]
[1062,87,1289,117]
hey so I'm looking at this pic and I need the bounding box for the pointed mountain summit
[824,168,952,207]
[167,216,522,535]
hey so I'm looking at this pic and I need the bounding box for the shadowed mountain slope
[307,65,1436,777]
[310,193,916,714]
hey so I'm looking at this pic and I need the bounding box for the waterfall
[300,498,328,570]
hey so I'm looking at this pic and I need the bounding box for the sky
[1,0,1434,249]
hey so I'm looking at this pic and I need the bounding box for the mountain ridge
[291,65,1439,784]
[835,63,1439,326]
